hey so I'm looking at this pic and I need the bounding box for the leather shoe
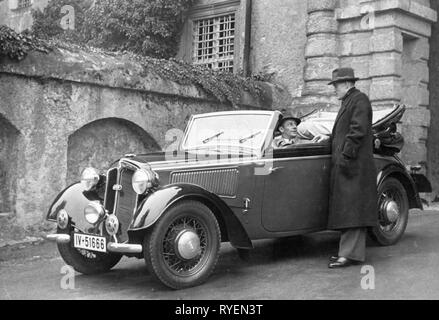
[328,257,355,268]
[329,255,338,262]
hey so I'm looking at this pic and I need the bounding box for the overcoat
[328,87,378,230]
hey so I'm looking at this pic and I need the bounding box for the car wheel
[143,200,221,290]
[57,228,122,275]
[368,177,409,246]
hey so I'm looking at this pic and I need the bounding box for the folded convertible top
[372,104,406,131]
[299,104,407,155]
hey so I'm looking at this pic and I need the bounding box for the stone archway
[67,118,161,184]
[0,115,20,215]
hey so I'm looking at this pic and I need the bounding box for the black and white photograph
[1,0,439,306]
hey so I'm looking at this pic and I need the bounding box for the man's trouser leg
[338,228,367,262]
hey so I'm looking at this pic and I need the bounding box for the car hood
[131,152,168,163]
[128,151,256,171]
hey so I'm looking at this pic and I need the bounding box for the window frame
[178,0,251,76]
[9,0,33,10]
[192,13,237,72]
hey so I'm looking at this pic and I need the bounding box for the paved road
[1,210,439,300]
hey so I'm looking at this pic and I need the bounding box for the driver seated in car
[272,116,310,148]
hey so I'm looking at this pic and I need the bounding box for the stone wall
[0,47,280,227]
[66,118,161,185]
[288,0,437,173]
[249,0,308,99]
[428,0,439,199]
[336,0,435,169]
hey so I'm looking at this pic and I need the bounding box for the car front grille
[104,167,137,242]
[104,168,118,212]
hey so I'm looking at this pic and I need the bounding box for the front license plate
[73,233,107,253]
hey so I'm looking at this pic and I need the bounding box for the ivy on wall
[0,24,266,106]
[0,25,52,60]
[31,0,195,59]
[137,56,266,106]
[0,0,268,106]
[32,0,91,43]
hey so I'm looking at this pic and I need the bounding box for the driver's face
[280,120,298,139]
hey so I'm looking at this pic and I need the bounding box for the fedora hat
[279,116,301,126]
[328,67,360,85]
[275,115,301,133]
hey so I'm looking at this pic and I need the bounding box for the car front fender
[47,183,101,233]
[129,184,253,249]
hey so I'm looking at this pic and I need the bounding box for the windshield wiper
[202,131,225,144]
[239,131,262,144]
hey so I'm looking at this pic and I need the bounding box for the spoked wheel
[143,200,221,290]
[368,177,409,246]
[57,228,122,275]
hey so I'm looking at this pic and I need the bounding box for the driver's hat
[279,116,301,127]
[274,116,302,134]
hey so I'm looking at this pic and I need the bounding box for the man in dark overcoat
[313,68,378,268]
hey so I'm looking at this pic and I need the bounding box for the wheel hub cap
[384,200,399,223]
[175,229,201,260]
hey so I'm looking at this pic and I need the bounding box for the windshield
[182,113,272,152]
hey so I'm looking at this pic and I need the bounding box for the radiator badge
[112,184,123,191]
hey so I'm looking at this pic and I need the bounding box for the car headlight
[81,167,100,191]
[84,202,105,225]
[132,169,159,195]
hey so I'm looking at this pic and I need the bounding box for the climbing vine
[32,0,91,43]
[136,56,266,106]
[31,0,195,59]
[0,25,52,60]
[0,0,268,106]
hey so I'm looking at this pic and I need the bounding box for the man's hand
[312,134,330,143]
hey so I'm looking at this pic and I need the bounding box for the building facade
[177,0,438,197]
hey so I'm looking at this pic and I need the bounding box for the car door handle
[269,167,284,174]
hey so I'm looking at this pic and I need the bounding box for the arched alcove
[67,118,161,184]
[0,114,20,214]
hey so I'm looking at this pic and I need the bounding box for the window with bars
[193,13,236,72]
[17,0,32,9]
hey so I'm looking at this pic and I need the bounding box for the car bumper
[46,234,143,254]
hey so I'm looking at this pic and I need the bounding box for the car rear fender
[378,164,423,210]
[410,173,432,194]
[129,184,253,249]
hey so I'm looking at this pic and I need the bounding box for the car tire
[368,177,409,246]
[57,228,122,275]
[143,200,221,290]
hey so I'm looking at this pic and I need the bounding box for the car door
[261,144,331,233]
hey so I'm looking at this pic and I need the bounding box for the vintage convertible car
[46,107,431,289]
